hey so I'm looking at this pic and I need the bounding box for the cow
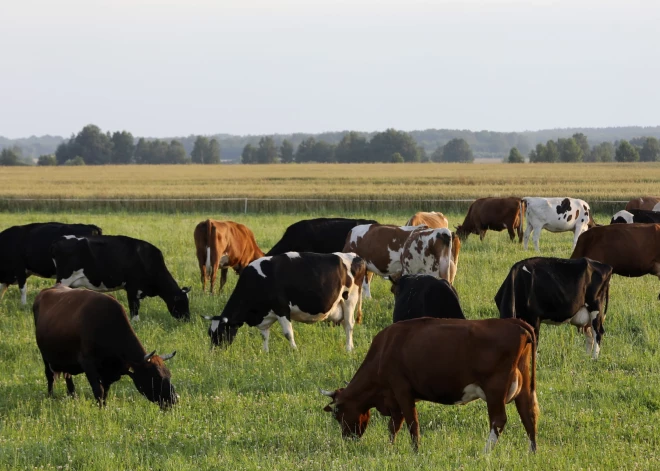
[391,275,466,322]
[399,227,454,283]
[405,211,448,229]
[202,252,367,352]
[0,222,102,304]
[611,209,660,225]
[33,285,177,407]
[193,219,264,294]
[571,223,660,299]
[267,217,378,256]
[320,318,538,452]
[51,235,190,321]
[522,197,595,251]
[455,197,524,243]
[625,196,660,211]
[495,257,612,359]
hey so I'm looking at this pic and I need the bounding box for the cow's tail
[519,320,537,395]
[517,198,527,242]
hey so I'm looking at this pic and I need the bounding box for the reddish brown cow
[455,197,524,242]
[321,318,539,452]
[194,220,264,293]
[625,196,660,211]
[405,211,448,228]
[571,223,660,298]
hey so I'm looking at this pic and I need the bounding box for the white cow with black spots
[522,197,595,251]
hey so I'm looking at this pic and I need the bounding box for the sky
[1,0,659,138]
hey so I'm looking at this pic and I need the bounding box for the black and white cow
[391,275,466,323]
[522,197,596,251]
[51,235,190,321]
[0,222,102,304]
[610,209,660,225]
[495,257,612,358]
[203,252,367,352]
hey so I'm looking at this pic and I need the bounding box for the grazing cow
[193,219,264,294]
[522,197,595,251]
[267,217,378,256]
[455,197,524,243]
[399,227,454,283]
[495,257,612,359]
[405,211,448,229]
[33,285,177,407]
[320,318,538,452]
[51,235,190,321]
[611,209,660,224]
[625,196,660,211]
[391,275,466,322]
[571,223,660,299]
[0,222,102,304]
[202,252,367,352]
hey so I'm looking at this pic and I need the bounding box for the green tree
[590,142,614,162]
[207,139,221,164]
[572,133,590,157]
[256,136,278,164]
[391,152,404,163]
[191,136,211,164]
[545,140,559,163]
[279,139,294,163]
[640,137,660,162]
[166,140,188,164]
[241,143,257,164]
[615,140,640,162]
[529,143,546,163]
[37,154,57,166]
[111,131,135,164]
[335,132,369,163]
[311,141,336,163]
[295,137,317,163]
[507,147,524,163]
[0,147,21,166]
[418,146,429,162]
[134,138,150,164]
[431,146,444,162]
[440,138,474,163]
[74,124,113,165]
[558,137,583,162]
[64,156,85,166]
[369,129,419,162]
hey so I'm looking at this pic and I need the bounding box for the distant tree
[311,141,337,163]
[191,136,211,164]
[335,132,369,163]
[206,139,221,164]
[279,139,294,163]
[440,138,474,163]
[295,137,317,163]
[256,136,278,164]
[589,142,614,162]
[529,143,546,163]
[431,146,444,162]
[37,154,57,166]
[507,147,524,163]
[640,137,660,162]
[629,137,647,148]
[64,156,85,166]
[0,147,21,166]
[166,140,188,164]
[572,133,590,157]
[391,152,404,163]
[134,138,150,164]
[111,131,135,164]
[74,124,113,165]
[615,140,640,162]
[418,146,429,162]
[369,129,419,162]
[558,137,583,162]
[545,140,559,163]
[241,143,257,164]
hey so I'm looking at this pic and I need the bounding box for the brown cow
[455,197,524,242]
[405,211,448,228]
[625,196,660,211]
[320,318,539,452]
[399,227,455,283]
[194,220,264,294]
[571,223,660,298]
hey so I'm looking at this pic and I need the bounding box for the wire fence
[0,197,631,214]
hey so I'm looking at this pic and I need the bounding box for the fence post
[244,198,248,214]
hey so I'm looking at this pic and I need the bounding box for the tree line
[507,133,660,163]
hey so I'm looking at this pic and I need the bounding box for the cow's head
[321,388,371,439]
[167,287,191,320]
[90,225,102,236]
[128,350,177,408]
[454,224,470,241]
[203,315,240,346]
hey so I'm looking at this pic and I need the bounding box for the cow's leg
[479,229,487,241]
[388,408,405,444]
[218,268,229,292]
[43,358,55,397]
[516,220,524,243]
[523,222,532,250]
[484,397,508,453]
[507,226,516,242]
[342,290,360,352]
[256,312,279,352]
[65,374,76,397]
[127,291,140,322]
[81,358,105,407]
[363,272,373,299]
[18,276,28,305]
[532,226,542,252]
[199,264,207,293]
[258,327,271,353]
[277,316,298,350]
[572,227,582,250]
[514,384,539,452]
[449,260,457,284]
[400,401,420,451]
[101,379,112,403]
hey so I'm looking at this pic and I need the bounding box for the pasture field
[1,210,660,471]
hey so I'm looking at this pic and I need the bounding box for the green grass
[1,211,660,470]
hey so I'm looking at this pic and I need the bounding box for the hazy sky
[1,0,659,138]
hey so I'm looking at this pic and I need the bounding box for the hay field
[1,210,660,470]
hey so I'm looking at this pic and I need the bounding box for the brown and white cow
[625,196,660,211]
[399,227,457,283]
[405,211,448,229]
[571,223,660,299]
[193,220,264,294]
[320,318,539,452]
[455,197,524,243]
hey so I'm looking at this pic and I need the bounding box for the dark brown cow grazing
[33,285,177,408]
[571,223,660,299]
[405,211,448,228]
[625,196,660,211]
[321,318,539,452]
[455,197,524,242]
[194,219,264,293]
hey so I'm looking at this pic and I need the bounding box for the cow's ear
[323,405,333,412]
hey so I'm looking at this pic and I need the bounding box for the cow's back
[269,218,377,255]
[393,275,464,322]
[407,212,448,229]
[626,197,660,211]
